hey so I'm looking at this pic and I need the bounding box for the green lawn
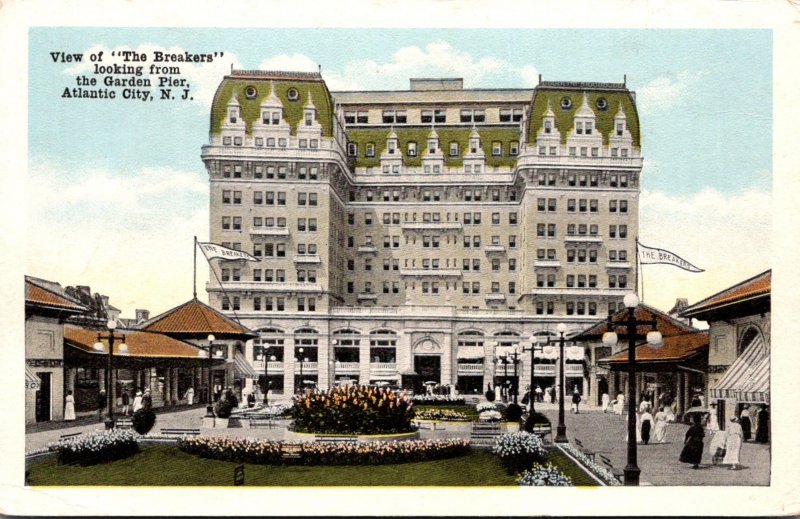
[546,450,599,486]
[27,446,519,486]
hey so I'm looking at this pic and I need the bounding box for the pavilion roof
[599,331,709,365]
[139,298,257,340]
[64,325,207,359]
[571,303,698,341]
[25,277,87,314]
[681,270,770,320]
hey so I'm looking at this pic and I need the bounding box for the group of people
[62,387,153,422]
[681,403,769,470]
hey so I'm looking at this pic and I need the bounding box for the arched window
[738,326,766,357]
[370,330,397,362]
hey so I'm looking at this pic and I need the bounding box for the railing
[252,360,285,373]
[531,287,629,297]
[293,255,321,264]
[357,245,377,253]
[484,245,506,253]
[564,235,603,243]
[457,364,485,374]
[300,362,318,372]
[357,293,377,300]
[401,222,463,231]
[515,153,643,169]
[485,293,506,301]
[605,261,632,269]
[370,362,397,372]
[207,281,324,292]
[533,260,562,268]
[249,227,290,236]
[399,269,463,277]
[334,362,360,372]
[533,364,584,376]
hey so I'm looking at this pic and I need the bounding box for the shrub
[485,387,496,402]
[414,408,470,421]
[492,431,547,474]
[214,390,239,418]
[177,436,470,466]
[523,411,550,433]
[292,385,415,435]
[517,463,573,486]
[49,430,139,466]
[132,408,156,434]
[506,403,523,422]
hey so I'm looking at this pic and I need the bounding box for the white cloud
[638,187,771,314]
[27,159,209,316]
[257,42,537,91]
[63,44,242,108]
[637,71,707,112]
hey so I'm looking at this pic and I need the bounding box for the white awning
[566,345,586,361]
[535,345,559,360]
[457,346,485,359]
[233,352,259,378]
[711,335,769,404]
[25,366,41,390]
[495,345,519,357]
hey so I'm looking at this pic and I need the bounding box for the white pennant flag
[637,241,703,273]
[198,242,259,262]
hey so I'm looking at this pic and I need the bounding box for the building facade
[202,70,643,398]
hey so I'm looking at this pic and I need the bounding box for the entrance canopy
[233,352,258,378]
[25,366,41,390]
[711,334,769,404]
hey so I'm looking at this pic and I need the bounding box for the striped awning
[457,346,485,359]
[25,366,41,390]
[233,352,258,378]
[710,335,769,404]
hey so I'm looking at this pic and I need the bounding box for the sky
[26,28,772,318]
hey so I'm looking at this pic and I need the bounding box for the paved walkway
[27,402,770,486]
[536,407,770,486]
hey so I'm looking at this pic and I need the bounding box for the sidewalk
[536,408,770,486]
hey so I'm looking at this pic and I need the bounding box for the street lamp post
[523,340,544,415]
[93,319,127,429]
[504,349,522,405]
[602,292,663,486]
[296,347,305,394]
[550,323,569,443]
[206,334,215,405]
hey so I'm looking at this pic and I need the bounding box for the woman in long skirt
[601,393,610,413]
[755,405,769,443]
[63,390,76,421]
[679,414,705,468]
[615,393,625,415]
[653,406,669,443]
[723,417,744,470]
[739,405,752,441]
[640,410,654,445]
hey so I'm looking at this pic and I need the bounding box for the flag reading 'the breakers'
[198,242,259,262]
[637,241,704,272]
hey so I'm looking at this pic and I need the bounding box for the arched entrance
[413,338,441,394]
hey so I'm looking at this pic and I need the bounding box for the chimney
[136,309,150,323]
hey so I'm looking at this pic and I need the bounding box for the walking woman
[723,417,744,470]
[755,404,769,443]
[679,413,705,469]
[64,390,76,421]
[739,405,752,441]
[653,405,669,443]
[640,409,654,445]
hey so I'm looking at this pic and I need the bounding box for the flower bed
[177,436,470,466]
[476,402,498,412]
[48,429,139,466]
[491,431,547,474]
[479,410,502,422]
[517,463,573,486]
[412,395,466,405]
[414,408,471,421]
[292,386,414,435]
[561,443,622,486]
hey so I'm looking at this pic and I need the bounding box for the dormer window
[305,111,314,126]
[407,142,417,156]
[229,109,238,124]
[576,122,583,135]
[449,142,459,156]
[366,143,376,157]
[544,120,552,134]
[428,139,437,154]
[585,121,593,135]
[616,122,624,136]
[347,143,358,156]
[388,141,396,154]
[272,111,280,125]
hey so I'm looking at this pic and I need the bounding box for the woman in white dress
[722,417,744,470]
[64,390,76,421]
[653,406,669,443]
[615,393,625,415]
[132,390,143,413]
[601,393,610,413]
[185,387,194,406]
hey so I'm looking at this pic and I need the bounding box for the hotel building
[201,71,642,400]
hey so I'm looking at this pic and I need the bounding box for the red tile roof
[25,278,86,313]
[601,331,709,365]
[572,303,698,341]
[681,270,771,318]
[140,298,257,339]
[64,325,206,359]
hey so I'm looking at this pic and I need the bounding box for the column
[682,371,690,415]
[65,368,75,395]
[359,340,371,385]
[483,342,494,393]
[441,334,452,386]
[110,369,116,410]
[284,348,296,395]
[171,368,179,403]
[582,375,589,402]
[98,368,106,391]
[676,372,684,417]
[164,368,171,406]
[317,337,330,391]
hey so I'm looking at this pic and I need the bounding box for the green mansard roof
[527,82,640,147]
[210,71,335,137]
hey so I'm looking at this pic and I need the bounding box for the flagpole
[198,244,246,327]
[193,236,198,299]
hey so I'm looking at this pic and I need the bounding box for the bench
[249,418,273,429]
[531,423,552,443]
[574,438,597,461]
[160,428,201,437]
[599,454,625,483]
[314,435,357,443]
[58,432,82,441]
[115,417,133,430]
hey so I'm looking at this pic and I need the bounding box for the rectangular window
[609,200,617,213]
[509,213,517,225]
[492,142,503,156]
[509,258,516,271]
[509,141,519,156]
